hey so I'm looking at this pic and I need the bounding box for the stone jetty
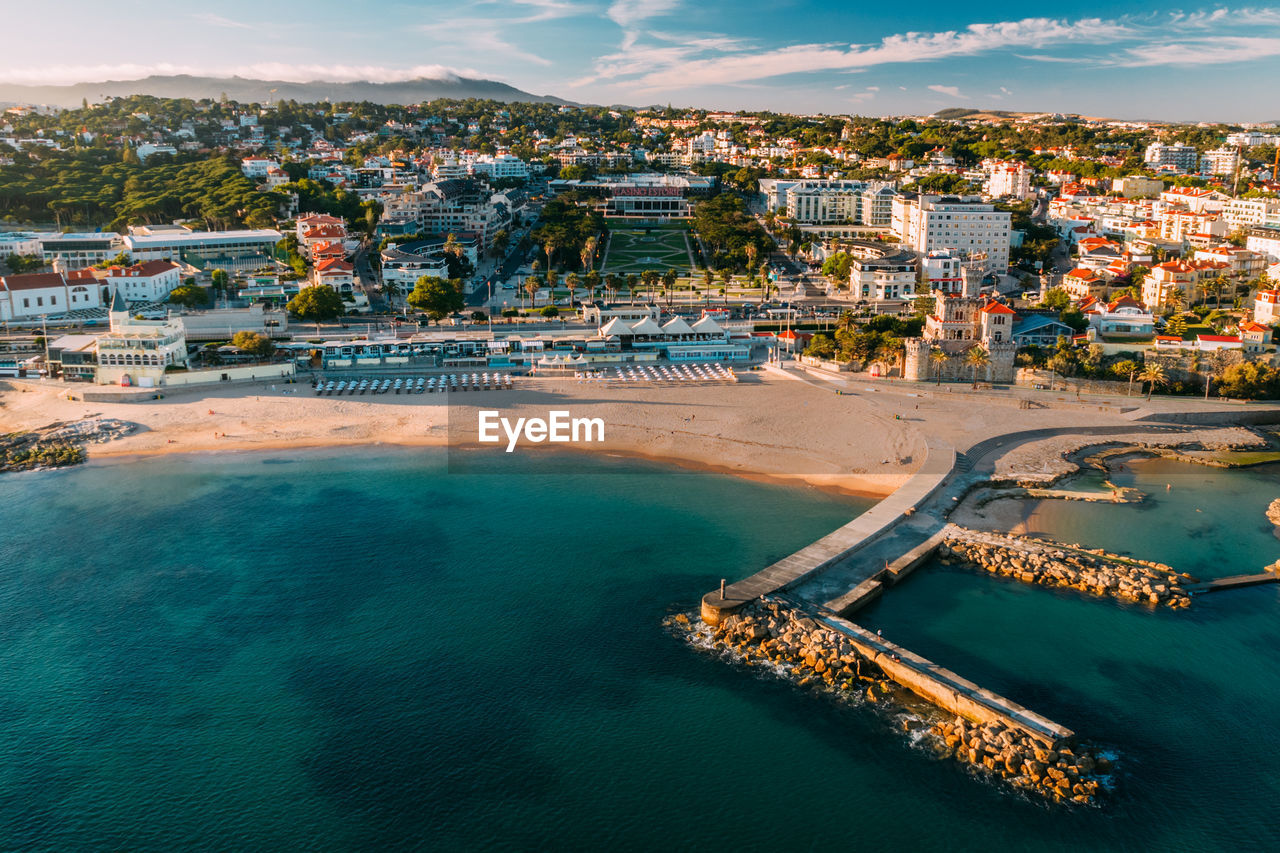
[940,525,1194,608]
[698,598,1105,804]
[927,718,1107,805]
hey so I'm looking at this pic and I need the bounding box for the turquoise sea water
[0,449,1276,851]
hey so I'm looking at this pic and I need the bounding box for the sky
[3,2,1280,120]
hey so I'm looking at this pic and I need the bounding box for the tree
[929,347,949,385]
[965,345,991,388]
[1165,314,1189,338]
[583,270,601,303]
[1040,287,1071,310]
[641,269,659,301]
[287,284,345,331]
[383,278,403,308]
[563,272,580,307]
[524,276,541,308]
[167,284,209,309]
[1110,359,1141,395]
[626,273,639,303]
[1139,363,1166,399]
[231,331,275,358]
[662,268,678,307]
[1217,361,1280,400]
[4,254,42,273]
[210,268,229,296]
[407,275,464,324]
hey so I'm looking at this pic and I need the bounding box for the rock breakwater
[940,526,1193,608]
[688,598,1105,804]
[0,418,136,473]
[928,717,1106,805]
[1267,498,1280,528]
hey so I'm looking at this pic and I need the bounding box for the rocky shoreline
[1268,498,1280,528]
[0,418,136,473]
[940,525,1194,608]
[992,428,1269,489]
[678,598,1107,805]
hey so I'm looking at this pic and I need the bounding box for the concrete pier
[700,435,956,624]
[778,596,1074,746]
[1186,573,1280,594]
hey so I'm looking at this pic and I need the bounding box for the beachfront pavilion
[597,315,728,346]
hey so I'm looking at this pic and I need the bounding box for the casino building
[548,173,717,219]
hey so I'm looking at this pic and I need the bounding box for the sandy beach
[3,367,1269,497]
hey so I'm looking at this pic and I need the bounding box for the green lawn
[600,227,694,276]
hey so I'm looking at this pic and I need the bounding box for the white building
[241,157,279,179]
[1222,198,1280,230]
[1200,147,1240,177]
[1254,289,1280,326]
[0,271,102,321]
[892,193,1011,272]
[466,153,530,181]
[1144,142,1198,172]
[984,162,1032,200]
[0,232,43,258]
[104,260,183,303]
[921,250,968,294]
[849,249,917,300]
[39,232,124,267]
[123,225,282,263]
[95,290,188,387]
[1245,228,1280,262]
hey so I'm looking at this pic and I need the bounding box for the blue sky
[4,2,1280,119]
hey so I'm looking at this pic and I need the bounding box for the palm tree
[382,279,403,310]
[1213,274,1229,309]
[642,269,659,302]
[524,277,540,308]
[1139,363,1165,399]
[964,345,991,389]
[719,268,733,296]
[543,240,556,275]
[837,310,856,334]
[1164,288,1185,314]
[662,268,678,307]
[581,236,598,273]
[929,346,949,385]
[584,270,601,304]
[702,268,714,301]
[563,272,579,309]
[605,272,620,301]
[626,274,639,303]
[745,243,758,274]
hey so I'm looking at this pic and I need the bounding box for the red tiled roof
[981,301,1015,314]
[1,272,65,291]
[108,259,179,278]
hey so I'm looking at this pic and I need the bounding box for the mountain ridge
[0,74,580,109]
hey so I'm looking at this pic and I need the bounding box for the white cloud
[0,63,475,86]
[866,86,880,92]
[928,84,966,99]
[607,0,680,27]
[193,13,252,30]
[1118,36,1280,66]
[585,7,1280,92]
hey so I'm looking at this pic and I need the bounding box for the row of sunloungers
[312,373,514,395]
[574,362,737,384]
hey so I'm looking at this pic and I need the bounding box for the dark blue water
[1,449,1276,851]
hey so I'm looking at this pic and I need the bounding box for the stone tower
[961,265,982,298]
[903,338,929,381]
